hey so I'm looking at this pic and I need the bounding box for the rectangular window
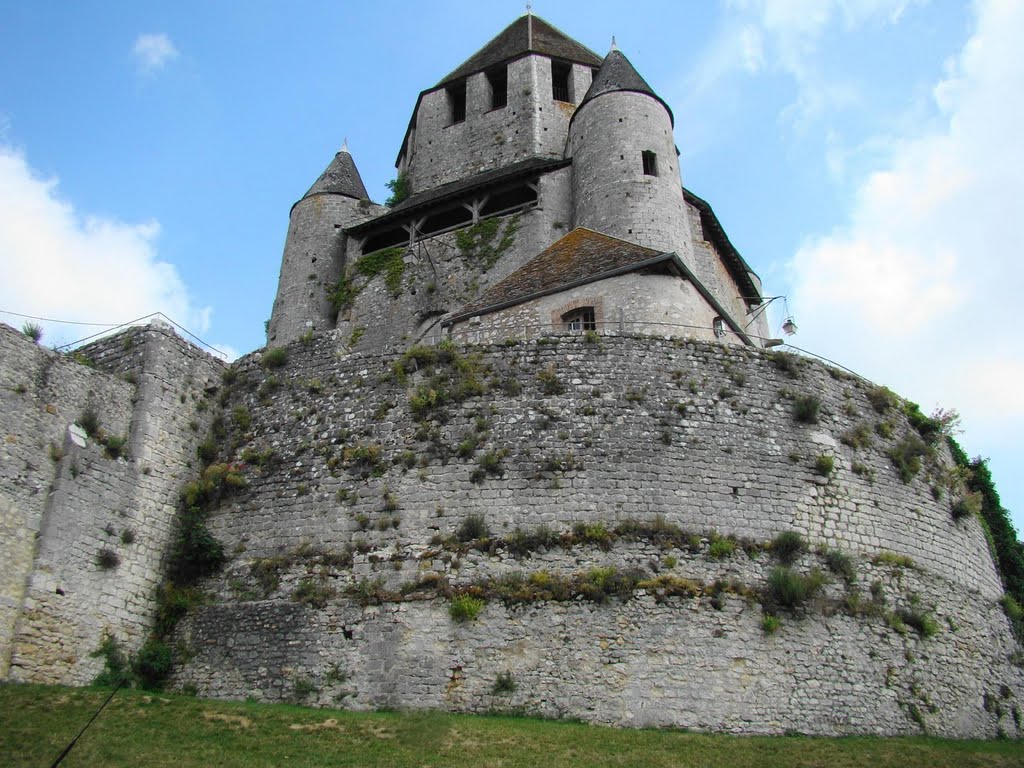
[447,81,466,125]
[642,150,658,177]
[551,60,571,102]
[486,66,507,110]
[563,307,596,332]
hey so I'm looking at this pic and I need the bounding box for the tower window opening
[447,81,467,125]
[551,60,572,102]
[563,307,596,332]
[486,66,507,110]
[713,316,726,338]
[642,150,658,177]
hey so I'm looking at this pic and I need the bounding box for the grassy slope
[1,683,1020,768]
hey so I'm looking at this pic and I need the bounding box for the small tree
[384,172,410,207]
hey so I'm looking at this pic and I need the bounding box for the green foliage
[455,214,519,271]
[761,614,781,634]
[456,514,490,543]
[91,634,130,687]
[708,535,736,559]
[904,401,942,444]
[472,449,508,482]
[769,351,801,378]
[154,583,205,636]
[104,434,127,459]
[399,342,488,421]
[872,551,915,569]
[822,548,857,583]
[866,385,898,414]
[771,531,805,566]
[889,434,929,482]
[841,423,873,450]
[505,525,559,558]
[951,492,983,521]
[293,578,336,609]
[947,437,1024,612]
[792,395,820,424]
[384,171,410,207]
[168,506,225,584]
[577,566,639,603]
[196,438,218,466]
[232,405,251,431]
[492,671,516,694]
[766,566,826,610]
[263,347,288,368]
[22,321,43,343]
[328,273,361,315]
[76,408,101,438]
[449,594,485,622]
[133,639,173,689]
[96,547,120,570]
[897,608,939,638]
[342,443,385,478]
[356,247,406,295]
[573,521,614,551]
[814,454,835,476]
[537,364,565,395]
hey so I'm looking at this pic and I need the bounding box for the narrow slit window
[486,66,507,110]
[713,316,726,338]
[563,307,596,332]
[642,150,658,176]
[551,60,571,102]
[447,81,466,125]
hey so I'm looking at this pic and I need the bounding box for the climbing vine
[456,214,519,271]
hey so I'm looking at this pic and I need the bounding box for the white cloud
[787,0,1024,434]
[0,145,210,347]
[132,33,179,74]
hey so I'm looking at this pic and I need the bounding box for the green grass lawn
[1,682,1020,768]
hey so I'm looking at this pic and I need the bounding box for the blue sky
[1,1,1021,535]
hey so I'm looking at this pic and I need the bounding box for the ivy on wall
[456,214,519,271]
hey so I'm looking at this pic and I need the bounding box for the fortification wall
[0,323,223,684]
[169,333,1021,736]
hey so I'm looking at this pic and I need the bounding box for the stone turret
[267,145,371,345]
[567,47,694,263]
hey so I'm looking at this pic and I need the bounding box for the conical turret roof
[576,49,674,126]
[437,14,601,86]
[303,147,369,201]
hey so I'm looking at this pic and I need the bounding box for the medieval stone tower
[2,14,1021,738]
[268,13,768,353]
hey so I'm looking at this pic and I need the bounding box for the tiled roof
[438,14,602,87]
[575,49,673,126]
[302,150,368,202]
[448,228,667,321]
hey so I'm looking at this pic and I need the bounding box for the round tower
[567,48,694,262]
[267,144,370,346]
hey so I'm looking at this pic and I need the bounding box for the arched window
[563,307,596,332]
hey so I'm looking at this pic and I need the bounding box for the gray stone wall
[404,56,593,192]
[269,195,386,347]
[569,90,694,264]
[449,272,733,344]
[167,333,1021,736]
[0,323,223,684]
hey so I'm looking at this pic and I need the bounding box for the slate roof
[574,49,674,126]
[302,150,369,202]
[446,228,669,322]
[682,188,760,302]
[346,157,570,235]
[437,14,602,87]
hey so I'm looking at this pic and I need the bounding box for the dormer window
[563,307,596,332]
[551,60,572,102]
[642,150,658,177]
[447,81,466,125]
[486,65,507,110]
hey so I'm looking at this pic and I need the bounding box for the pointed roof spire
[302,147,369,201]
[340,137,349,154]
[575,48,674,126]
[610,35,617,52]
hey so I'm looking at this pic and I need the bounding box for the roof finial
[526,1,532,15]
[340,138,349,154]
[610,35,618,52]
[527,5,534,48]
